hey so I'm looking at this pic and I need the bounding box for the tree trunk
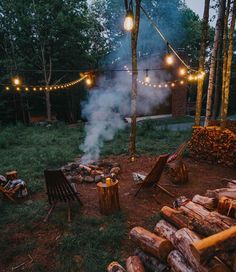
[126,256,145,272]
[220,0,231,120]
[107,262,126,272]
[192,194,218,211]
[167,250,194,272]
[205,0,226,126]
[129,0,141,159]
[195,0,210,126]
[190,226,236,264]
[129,226,173,262]
[212,0,226,120]
[154,219,177,245]
[134,249,167,272]
[221,0,236,125]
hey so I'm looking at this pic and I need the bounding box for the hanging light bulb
[124,9,134,31]
[144,69,150,83]
[5,86,10,90]
[171,83,175,87]
[12,76,21,86]
[180,80,184,85]
[179,67,186,76]
[85,77,93,86]
[165,54,174,65]
[188,74,194,81]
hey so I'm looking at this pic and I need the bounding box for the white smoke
[80,72,170,163]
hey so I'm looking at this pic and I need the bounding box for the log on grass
[134,249,167,272]
[126,256,145,272]
[173,228,230,272]
[107,261,126,272]
[206,188,236,200]
[129,227,173,262]
[167,250,194,272]
[190,226,236,264]
[179,201,236,236]
[154,219,177,245]
[192,194,218,210]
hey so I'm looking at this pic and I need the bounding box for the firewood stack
[107,179,236,272]
[61,160,120,184]
[188,126,236,168]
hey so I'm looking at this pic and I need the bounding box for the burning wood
[61,160,121,184]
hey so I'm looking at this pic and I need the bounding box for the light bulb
[124,11,134,31]
[165,54,174,65]
[86,77,92,86]
[179,68,186,76]
[13,77,21,86]
[144,75,150,83]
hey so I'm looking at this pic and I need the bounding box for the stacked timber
[107,181,236,272]
[188,126,236,168]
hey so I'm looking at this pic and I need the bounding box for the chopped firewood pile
[189,126,236,168]
[61,160,121,184]
[208,120,236,134]
[107,179,236,272]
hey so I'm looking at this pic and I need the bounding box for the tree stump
[97,181,120,215]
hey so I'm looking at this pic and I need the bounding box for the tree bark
[154,219,177,245]
[129,226,173,262]
[206,188,236,200]
[160,206,189,229]
[126,256,145,272]
[190,226,236,264]
[129,0,141,159]
[192,194,218,211]
[134,249,167,272]
[195,0,210,126]
[221,0,236,125]
[212,0,226,120]
[205,0,226,126]
[167,250,194,272]
[220,0,231,120]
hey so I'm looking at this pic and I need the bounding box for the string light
[179,68,186,76]
[124,1,134,32]
[165,54,174,65]
[144,69,150,83]
[12,77,21,86]
[5,86,10,90]
[85,77,93,86]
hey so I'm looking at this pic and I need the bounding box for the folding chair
[44,169,83,223]
[0,185,16,201]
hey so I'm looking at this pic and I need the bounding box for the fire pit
[61,160,121,184]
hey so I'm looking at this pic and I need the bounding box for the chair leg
[67,202,71,223]
[43,202,57,223]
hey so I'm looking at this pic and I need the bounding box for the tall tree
[195,0,210,126]
[205,0,226,126]
[129,0,141,159]
[221,0,236,124]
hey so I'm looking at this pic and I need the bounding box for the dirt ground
[3,155,236,271]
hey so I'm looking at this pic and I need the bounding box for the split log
[221,178,236,188]
[154,219,177,244]
[126,256,145,272]
[129,227,173,262]
[167,250,194,272]
[192,194,218,211]
[173,228,230,272]
[134,249,167,272]
[107,261,126,272]
[190,226,236,263]
[206,188,236,200]
[160,206,189,229]
[218,196,236,218]
[179,201,236,236]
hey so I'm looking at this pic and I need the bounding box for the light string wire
[140,5,197,72]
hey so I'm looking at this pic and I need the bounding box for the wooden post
[97,181,120,215]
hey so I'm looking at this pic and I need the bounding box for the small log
[173,228,230,272]
[134,249,167,272]
[218,196,236,218]
[167,250,194,272]
[129,227,173,262]
[126,256,145,272]
[79,164,92,173]
[154,219,177,244]
[107,261,126,272]
[190,226,236,264]
[97,181,120,215]
[206,188,236,200]
[160,206,189,229]
[192,194,218,211]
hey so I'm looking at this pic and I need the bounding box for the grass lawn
[0,121,191,271]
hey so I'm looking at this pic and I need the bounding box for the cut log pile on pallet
[107,179,236,272]
[188,126,236,168]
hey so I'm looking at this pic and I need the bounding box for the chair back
[44,169,80,205]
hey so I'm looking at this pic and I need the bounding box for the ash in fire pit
[61,160,121,184]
